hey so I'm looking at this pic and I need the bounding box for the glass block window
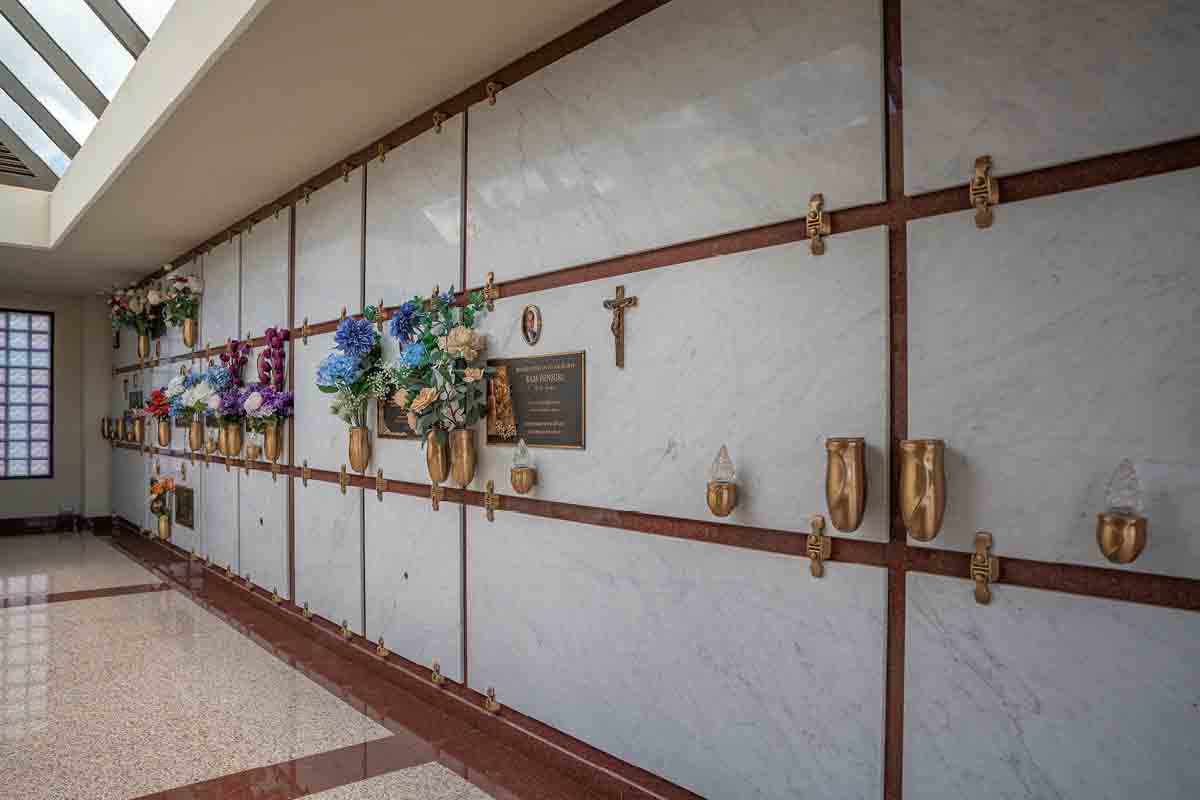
[0,310,52,479]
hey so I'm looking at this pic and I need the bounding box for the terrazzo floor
[301,763,495,799]
[0,532,160,596]
[0,589,390,799]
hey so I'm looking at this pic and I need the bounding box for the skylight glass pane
[20,0,135,100]
[117,0,176,37]
[0,89,67,175]
[0,15,97,144]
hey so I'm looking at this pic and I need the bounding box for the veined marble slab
[294,479,363,633]
[466,0,883,287]
[908,169,1200,577]
[363,493,463,681]
[296,169,363,325]
[903,0,1200,194]
[239,466,288,598]
[241,211,290,336]
[906,573,1200,799]
[469,513,885,799]
[294,332,355,469]
[201,237,240,348]
[201,464,239,573]
[467,229,889,540]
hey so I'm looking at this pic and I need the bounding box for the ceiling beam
[84,0,148,59]
[0,116,56,191]
[0,0,109,119]
[0,60,81,157]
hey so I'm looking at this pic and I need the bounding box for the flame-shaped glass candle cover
[512,438,531,469]
[1105,458,1145,516]
[709,445,736,484]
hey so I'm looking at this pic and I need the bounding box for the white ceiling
[0,0,615,294]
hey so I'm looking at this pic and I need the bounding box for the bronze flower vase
[137,333,151,360]
[133,417,146,445]
[426,431,450,484]
[222,422,243,457]
[188,419,204,452]
[117,418,127,441]
[157,513,171,541]
[349,427,371,473]
[157,419,171,447]
[449,429,477,487]
[264,421,281,462]
[182,318,198,349]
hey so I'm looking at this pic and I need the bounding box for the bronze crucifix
[603,285,638,368]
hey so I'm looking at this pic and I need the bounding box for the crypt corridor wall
[108,1,1200,798]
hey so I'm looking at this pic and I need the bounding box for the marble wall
[294,479,362,633]
[295,171,362,325]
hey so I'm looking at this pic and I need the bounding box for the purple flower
[217,387,243,419]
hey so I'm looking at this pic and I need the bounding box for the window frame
[0,307,54,481]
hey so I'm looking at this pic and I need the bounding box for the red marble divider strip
[0,581,167,608]
[113,532,701,800]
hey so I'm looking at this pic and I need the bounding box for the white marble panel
[469,514,885,799]
[908,170,1200,575]
[906,573,1200,799]
[200,463,239,572]
[239,466,287,596]
[293,332,352,469]
[363,493,462,681]
[904,0,1200,194]
[294,480,363,633]
[467,0,883,287]
[201,237,241,348]
[114,323,137,369]
[295,170,363,325]
[468,229,888,540]
[241,211,290,336]
[111,447,146,525]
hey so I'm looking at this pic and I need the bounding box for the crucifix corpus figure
[603,285,638,368]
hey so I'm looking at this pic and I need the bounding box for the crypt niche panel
[469,229,889,541]
[295,170,363,326]
[908,169,1200,578]
[200,463,239,574]
[293,332,353,469]
[294,478,363,635]
[903,0,1200,194]
[469,513,886,800]
[200,237,240,350]
[466,0,884,288]
[364,492,463,682]
[239,466,287,599]
[240,210,289,337]
[905,573,1200,800]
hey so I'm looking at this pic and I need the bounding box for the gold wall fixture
[375,297,387,332]
[189,548,197,562]
[705,445,738,517]
[825,437,866,532]
[301,318,311,344]
[271,462,280,482]
[899,439,947,541]
[971,532,1000,604]
[376,469,387,502]
[431,661,446,686]
[484,480,499,522]
[510,438,537,495]
[376,637,389,658]
[1096,459,1148,564]
[485,687,502,714]
[431,481,443,511]
[302,460,311,487]
[339,464,349,494]
[225,563,234,578]
[243,573,253,589]
[340,162,352,183]
[485,80,504,105]
[270,588,281,604]
[808,515,832,578]
[340,307,348,321]
[807,193,830,255]
[484,271,499,311]
[302,601,314,620]
[376,142,388,163]
[339,620,351,639]
[970,155,999,228]
[432,111,447,133]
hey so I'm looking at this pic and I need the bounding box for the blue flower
[399,341,428,369]
[316,353,363,387]
[182,372,202,389]
[335,317,377,359]
[388,300,419,342]
[168,396,185,418]
[204,365,232,391]
[439,288,456,307]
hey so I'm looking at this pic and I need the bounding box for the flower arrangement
[178,371,215,419]
[162,274,204,327]
[258,327,290,390]
[316,310,386,429]
[144,388,171,420]
[107,286,166,336]
[385,288,493,439]
[241,385,294,433]
[208,340,251,424]
[149,477,175,538]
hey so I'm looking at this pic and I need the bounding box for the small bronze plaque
[378,396,419,440]
[487,352,585,449]
[175,486,195,529]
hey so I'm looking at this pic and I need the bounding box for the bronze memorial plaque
[487,352,585,449]
[175,486,195,529]
[377,396,420,440]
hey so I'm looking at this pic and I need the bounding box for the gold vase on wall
[348,426,371,473]
[157,514,171,540]
[264,421,281,462]
[157,420,171,447]
[117,417,127,441]
[449,429,477,487]
[899,439,946,541]
[222,422,243,457]
[133,417,146,444]
[137,333,151,359]
[426,431,450,484]
[182,318,198,348]
[825,437,866,533]
[188,419,204,452]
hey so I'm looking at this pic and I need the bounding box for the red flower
[145,388,171,420]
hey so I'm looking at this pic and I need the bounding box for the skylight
[0,0,176,189]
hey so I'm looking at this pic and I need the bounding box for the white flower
[166,375,186,397]
[243,391,264,414]
[206,394,221,411]
[147,289,163,306]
